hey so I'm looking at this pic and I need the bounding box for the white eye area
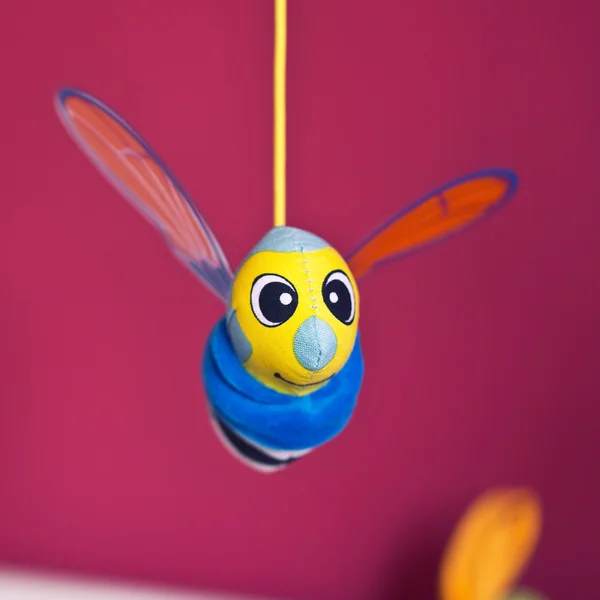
[251,274,298,327]
[322,270,355,325]
[280,292,293,305]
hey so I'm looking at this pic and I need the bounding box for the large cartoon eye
[251,274,299,327]
[322,270,355,325]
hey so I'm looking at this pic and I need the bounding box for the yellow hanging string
[273,0,287,227]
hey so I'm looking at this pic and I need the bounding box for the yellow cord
[273,0,287,227]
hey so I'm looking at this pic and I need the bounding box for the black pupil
[324,277,353,323]
[259,282,298,324]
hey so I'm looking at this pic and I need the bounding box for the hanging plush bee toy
[55,0,518,472]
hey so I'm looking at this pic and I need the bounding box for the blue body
[203,318,364,451]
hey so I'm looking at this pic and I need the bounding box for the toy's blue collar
[202,318,364,451]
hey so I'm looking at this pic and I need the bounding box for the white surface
[0,570,270,600]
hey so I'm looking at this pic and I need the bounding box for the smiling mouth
[274,372,336,387]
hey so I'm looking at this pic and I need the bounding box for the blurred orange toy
[439,488,547,600]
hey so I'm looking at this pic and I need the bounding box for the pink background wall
[1,1,598,598]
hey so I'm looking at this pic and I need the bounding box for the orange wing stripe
[349,176,510,279]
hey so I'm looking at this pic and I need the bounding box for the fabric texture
[226,227,360,396]
[203,317,364,451]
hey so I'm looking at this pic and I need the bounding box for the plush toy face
[227,227,359,396]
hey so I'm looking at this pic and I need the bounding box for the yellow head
[226,226,360,396]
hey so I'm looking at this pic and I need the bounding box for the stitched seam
[297,240,320,382]
[297,242,318,311]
